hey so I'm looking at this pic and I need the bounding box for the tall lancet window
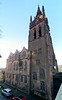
[39,26,42,37]
[34,29,36,39]
[39,68,45,78]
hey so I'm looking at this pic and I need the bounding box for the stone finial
[36,5,42,17]
[42,6,45,19]
[42,6,44,12]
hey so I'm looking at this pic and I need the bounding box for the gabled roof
[10,52,13,56]
[21,47,28,53]
[15,49,19,54]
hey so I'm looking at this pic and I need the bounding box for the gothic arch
[33,28,36,39]
[39,26,42,37]
[39,68,45,78]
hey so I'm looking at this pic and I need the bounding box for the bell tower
[28,6,58,100]
[28,5,45,50]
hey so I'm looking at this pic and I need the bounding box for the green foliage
[0,89,2,93]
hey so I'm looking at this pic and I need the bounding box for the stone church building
[5,6,58,100]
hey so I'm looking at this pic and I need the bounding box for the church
[5,6,58,100]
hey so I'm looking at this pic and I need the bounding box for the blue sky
[0,0,62,68]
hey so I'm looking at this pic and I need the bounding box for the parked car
[12,95,27,100]
[1,88,12,97]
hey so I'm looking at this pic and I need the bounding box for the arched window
[21,76,23,82]
[9,63,12,71]
[14,63,16,70]
[34,29,36,39]
[24,76,27,83]
[39,26,42,37]
[33,72,37,80]
[40,81,45,91]
[24,61,27,71]
[40,68,45,78]
[19,61,23,70]
[16,75,18,81]
[15,54,17,60]
[16,62,18,70]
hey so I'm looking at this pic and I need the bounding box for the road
[0,81,45,100]
[0,93,13,100]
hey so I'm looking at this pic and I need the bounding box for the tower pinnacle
[36,5,42,17]
[42,6,45,19]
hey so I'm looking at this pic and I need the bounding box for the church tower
[28,6,58,100]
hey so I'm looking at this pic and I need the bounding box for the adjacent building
[5,47,31,94]
[58,65,62,72]
[5,6,58,100]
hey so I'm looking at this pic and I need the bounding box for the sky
[0,0,62,68]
